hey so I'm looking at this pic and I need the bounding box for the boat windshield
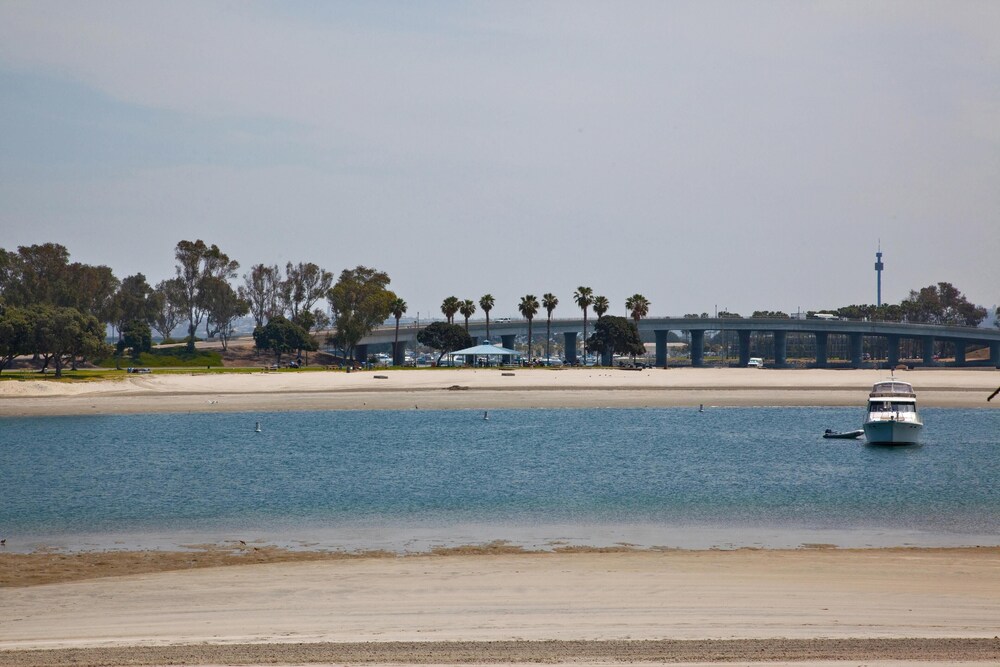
[869,401,916,414]
[870,381,915,396]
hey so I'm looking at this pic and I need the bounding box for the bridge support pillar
[773,330,788,368]
[563,331,578,364]
[953,340,966,366]
[355,344,368,364]
[922,336,936,366]
[991,341,1000,368]
[886,335,900,368]
[849,333,863,368]
[814,332,829,368]
[738,331,751,366]
[690,330,705,367]
[654,330,669,368]
[392,340,405,366]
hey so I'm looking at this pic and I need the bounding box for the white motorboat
[863,379,923,445]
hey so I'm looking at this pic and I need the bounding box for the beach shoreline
[1,367,997,415]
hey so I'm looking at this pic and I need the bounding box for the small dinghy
[823,428,864,440]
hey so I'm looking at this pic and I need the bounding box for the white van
[747,357,764,368]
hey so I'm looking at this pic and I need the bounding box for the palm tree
[593,295,609,319]
[625,294,650,325]
[592,296,610,365]
[573,286,593,363]
[479,294,495,340]
[518,294,540,363]
[624,294,649,363]
[459,299,476,331]
[542,293,558,365]
[441,296,460,324]
[390,297,407,365]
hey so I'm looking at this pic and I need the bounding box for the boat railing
[869,390,916,398]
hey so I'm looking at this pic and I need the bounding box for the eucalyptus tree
[479,294,495,340]
[573,286,594,362]
[542,293,558,364]
[441,296,460,324]
[202,277,250,351]
[459,299,477,332]
[174,239,239,351]
[390,296,408,363]
[240,264,282,329]
[327,265,396,362]
[625,294,650,325]
[151,278,186,341]
[111,274,157,342]
[284,261,333,324]
[518,294,540,362]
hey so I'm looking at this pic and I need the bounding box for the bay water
[2,407,998,552]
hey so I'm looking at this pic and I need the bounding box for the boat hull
[863,420,922,445]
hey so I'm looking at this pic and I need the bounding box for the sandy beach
[0,367,997,416]
[3,367,999,665]
[1,547,999,665]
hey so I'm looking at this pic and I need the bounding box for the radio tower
[874,242,884,307]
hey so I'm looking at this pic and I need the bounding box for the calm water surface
[1,407,998,552]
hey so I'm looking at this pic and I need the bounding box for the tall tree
[593,295,610,319]
[625,294,651,362]
[240,264,282,329]
[542,293,558,364]
[586,315,645,360]
[151,278,186,341]
[284,261,333,322]
[253,315,315,364]
[202,277,250,351]
[573,286,594,363]
[518,294,539,362]
[390,297,408,364]
[1,243,71,307]
[64,262,119,325]
[479,294,495,341]
[33,306,109,377]
[902,282,986,327]
[327,265,395,362]
[174,240,239,351]
[111,274,157,340]
[441,296,460,324]
[625,294,650,326]
[0,306,34,374]
[459,299,477,331]
[417,322,472,365]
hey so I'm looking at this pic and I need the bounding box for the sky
[1,1,998,321]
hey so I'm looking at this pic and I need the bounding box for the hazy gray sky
[2,1,997,319]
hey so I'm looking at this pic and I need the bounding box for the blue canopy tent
[447,341,521,367]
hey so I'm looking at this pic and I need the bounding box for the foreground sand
[2,548,999,664]
[1,367,997,415]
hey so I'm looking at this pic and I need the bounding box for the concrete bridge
[359,317,1000,369]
